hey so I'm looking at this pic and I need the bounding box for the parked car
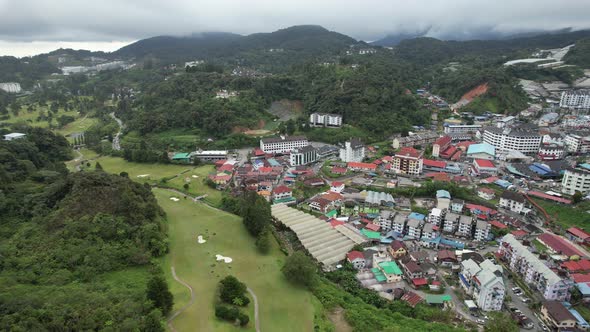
[539,323,548,331]
[476,319,486,325]
[521,297,531,303]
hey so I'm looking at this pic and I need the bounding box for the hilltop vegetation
[0,127,169,330]
[564,38,590,68]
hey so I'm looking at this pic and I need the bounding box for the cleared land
[154,189,315,332]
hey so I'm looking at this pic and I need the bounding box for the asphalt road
[109,112,124,151]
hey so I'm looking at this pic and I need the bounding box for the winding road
[109,112,124,151]
[247,287,261,332]
[167,266,196,332]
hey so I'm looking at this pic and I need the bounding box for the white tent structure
[271,204,366,266]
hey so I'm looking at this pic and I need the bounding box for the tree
[95,162,103,171]
[219,275,249,306]
[142,309,165,332]
[183,183,189,190]
[573,191,584,204]
[255,228,271,254]
[282,251,317,288]
[120,171,129,178]
[146,273,174,316]
[242,192,271,237]
[484,312,519,332]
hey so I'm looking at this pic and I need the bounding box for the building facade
[309,113,343,127]
[392,132,438,149]
[562,165,590,195]
[483,127,542,155]
[560,90,590,109]
[443,124,482,135]
[499,191,526,213]
[260,136,309,154]
[392,147,423,176]
[289,145,318,166]
[339,138,365,163]
[459,259,505,311]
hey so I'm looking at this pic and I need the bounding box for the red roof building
[473,159,497,175]
[346,251,365,262]
[329,219,345,228]
[423,159,447,169]
[432,135,452,158]
[572,273,590,283]
[401,291,423,307]
[538,233,586,257]
[273,185,292,194]
[347,162,377,171]
[425,172,451,182]
[567,227,590,244]
[527,191,572,204]
[561,260,590,273]
[489,220,507,229]
[365,223,381,232]
[450,150,463,161]
[511,229,528,239]
[398,147,421,158]
[411,278,428,287]
[439,146,457,159]
[331,166,347,174]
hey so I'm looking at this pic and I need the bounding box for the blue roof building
[408,212,426,221]
[569,308,590,329]
[436,190,451,199]
[467,143,495,158]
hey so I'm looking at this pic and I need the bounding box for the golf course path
[247,287,261,332]
[167,266,195,332]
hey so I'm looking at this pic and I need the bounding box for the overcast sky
[1,0,589,57]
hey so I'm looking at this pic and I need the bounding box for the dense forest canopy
[0,127,169,330]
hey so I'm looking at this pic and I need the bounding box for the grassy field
[55,116,99,139]
[532,198,590,231]
[154,189,315,332]
[164,166,223,207]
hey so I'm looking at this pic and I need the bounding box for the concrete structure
[260,136,309,154]
[444,124,482,135]
[538,143,566,161]
[406,218,423,239]
[499,191,526,214]
[497,234,573,301]
[474,220,490,242]
[339,138,365,163]
[483,127,542,155]
[190,150,228,162]
[346,251,366,269]
[309,113,343,127]
[392,132,438,149]
[391,213,407,235]
[289,145,318,166]
[460,259,505,311]
[564,133,590,154]
[472,159,497,175]
[3,133,26,141]
[477,187,495,200]
[466,143,496,160]
[560,90,590,109]
[379,210,395,231]
[457,215,473,237]
[562,165,590,195]
[392,147,423,176]
[428,208,443,226]
[0,82,22,93]
[443,212,460,234]
[432,135,452,158]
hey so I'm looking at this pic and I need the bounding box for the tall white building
[443,212,460,234]
[499,191,526,214]
[289,145,318,166]
[260,136,309,154]
[497,234,573,301]
[562,165,590,195]
[460,259,505,311]
[560,90,590,109]
[564,133,590,154]
[428,208,444,226]
[457,215,473,237]
[339,138,365,162]
[309,113,343,127]
[474,220,490,242]
[483,127,542,155]
[0,82,22,93]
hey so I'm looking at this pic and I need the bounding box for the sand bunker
[137,174,150,178]
[197,235,206,244]
[192,175,199,178]
[215,254,233,263]
[170,197,180,202]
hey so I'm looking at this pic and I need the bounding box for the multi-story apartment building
[392,147,423,176]
[474,220,490,242]
[538,143,566,160]
[564,133,590,154]
[432,135,452,158]
[562,165,590,195]
[428,208,444,226]
[339,138,365,163]
[289,145,319,166]
[497,234,573,301]
[443,212,460,234]
[392,132,439,149]
[379,210,395,232]
[309,113,343,127]
[406,218,423,239]
[443,124,482,135]
[421,223,439,240]
[483,127,542,155]
[391,213,407,235]
[499,191,526,214]
[457,215,474,237]
[560,90,590,109]
[460,259,505,311]
[260,136,309,154]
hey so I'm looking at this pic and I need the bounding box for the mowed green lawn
[165,166,223,207]
[154,189,315,332]
[56,116,99,139]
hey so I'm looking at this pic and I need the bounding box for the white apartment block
[309,113,343,127]
[538,143,565,160]
[379,210,395,232]
[560,90,590,109]
[0,82,22,94]
[443,212,460,234]
[564,133,590,154]
[391,213,407,234]
[497,234,573,301]
[428,208,443,226]
[339,138,365,162]
[460,259,505,311]
[260,136,309,154]
[421,223,438,240]
[444,124,482,134]
[562,166,590,195]
[406,219,423,239]
[483,127,542,155]
[457,215,473,237]
[474,220,490,242]
[289,145,319,166]
[499,191,526,214]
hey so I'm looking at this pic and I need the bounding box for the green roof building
[172,152,191,163]
[377,261,403,282]
[425,294,452,305]
[361,229,381,240]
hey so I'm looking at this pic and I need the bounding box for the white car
[476,319,486,325]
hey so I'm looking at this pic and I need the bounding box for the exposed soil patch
[268,99,304,121]
[326,307,353,332]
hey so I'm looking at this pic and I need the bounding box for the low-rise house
[309,197,332,213]
[3,132,26,141]
[303,177,325,187]
[457,215,474,237]
[472,159,498,176]
[566,227,590,244]
[402,259,424,279]
[436,190,451,210]
[477,187,496,200]
[450,200,465,214]
[499,191,526,214]
[474,220,490,242]
[437,250,458,267]
[347,162,377,172]
[409,250,430,264]
[378,261,403,282]
[330,181,345,193]
[401,291,424,307]
[389,240,408,259]
[272,185,293,201]
[541,301,576,330]
[346,251,366,269]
